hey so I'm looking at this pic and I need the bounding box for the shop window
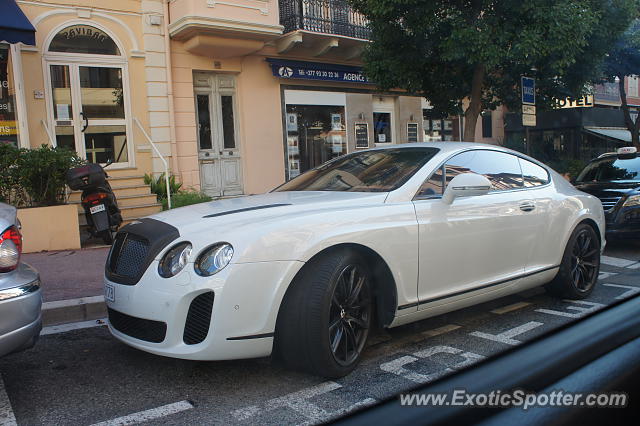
[373,112,392,143]
[285,104,347,178]
[481,111,492,139]
[423,109,457,141]
[49,25,120,55]
[0,44,19,147]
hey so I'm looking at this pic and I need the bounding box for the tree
[600,21,640,147]
[349,0,639,141]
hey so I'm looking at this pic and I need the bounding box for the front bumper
[0,263,43,357]
[605,205,640,239]
[105,259,303,361]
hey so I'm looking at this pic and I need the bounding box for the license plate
[105,283,115,302]
[90,204,106,214]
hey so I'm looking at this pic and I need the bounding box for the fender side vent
[183,292,215,345]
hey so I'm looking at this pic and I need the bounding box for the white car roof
[366,141,514,155]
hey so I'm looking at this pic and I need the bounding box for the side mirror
[442,173,492,204]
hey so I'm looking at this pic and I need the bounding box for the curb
[42,296,106,327]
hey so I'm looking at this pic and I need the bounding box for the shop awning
[0,0,35,45]
[584,127,631,143]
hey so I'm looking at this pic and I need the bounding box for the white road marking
[598,272,617,280]
[90,400,193,426]
[231,381,375,424]
[600,256,637,268]
[300,398,377,426]
[627,262,640,270]
[0,377,17,426]
[535,300,605,318]
[421,324,461,337]
[41,318,107,336]
[603,283,640,300]
[470,322,543,346]
[490,302,532,315]
[380,345,484,384]
[42,295,104,310]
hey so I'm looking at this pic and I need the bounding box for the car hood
[148,191,389,234]
[574,181,640,199]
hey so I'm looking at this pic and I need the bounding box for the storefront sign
[522,114,537,127]
[267,59,372,84]
[553,95,594,109]
[56,25,111,44]
[355,123,369,148]
[407,123,419,142]
[0,120,17,136]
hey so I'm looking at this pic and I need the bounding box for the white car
[104,142,605,377]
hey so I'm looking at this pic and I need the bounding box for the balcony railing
[279,0,371,40]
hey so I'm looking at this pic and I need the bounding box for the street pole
[525,126,531,155]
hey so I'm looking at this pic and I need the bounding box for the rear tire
[100,230,115,245]
[546,223,600,299]
[275,248,373,378]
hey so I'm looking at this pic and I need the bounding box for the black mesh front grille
[108,308,167,343]
[112,234,149,278]
[105,218,180,286]
[183,292,215,345]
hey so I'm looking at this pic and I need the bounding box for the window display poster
[331,134,343,154]
[331,113,342,130]
[0,45,18,142]
[286,113,298,132]
[287,135,299,155]
[407,123,419,142]
[432,120,442,131]
[355,123,369,148]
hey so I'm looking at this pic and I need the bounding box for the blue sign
[522,76,535,105]
[267,58,372,84]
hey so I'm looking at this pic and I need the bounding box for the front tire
[546,223,600,299]
[275,249,373,378]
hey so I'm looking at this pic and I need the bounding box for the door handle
[80,112,89,132]
[519,202,536,212]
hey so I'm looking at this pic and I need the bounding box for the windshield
[274,147,439,192]
[576,156,640,183]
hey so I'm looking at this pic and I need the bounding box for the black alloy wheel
[546,223,600,299]
[329,264,371,367]
[570,228,600,293]
[275,249,373,378]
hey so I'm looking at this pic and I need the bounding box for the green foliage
[144,172,182,201]
[161,191,212,210]
[349,0,639,138]
[599,20,640,146]
[0,143,84,207]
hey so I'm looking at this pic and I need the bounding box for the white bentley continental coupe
[104,143,605,377]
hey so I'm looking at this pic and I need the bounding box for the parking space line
[0,377,17,426]
[598,272,617,280]
[490,302,531,315]
[41,319,107,336]
[627,262,640,270]
[470,322,543,346]
[603,284,640,300]
[89,400,193,426]
[600,256,637,268]
[421,324,461,337]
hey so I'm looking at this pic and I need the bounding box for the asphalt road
[2,241,639,426]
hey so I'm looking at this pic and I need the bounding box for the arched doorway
[44,23,132,166]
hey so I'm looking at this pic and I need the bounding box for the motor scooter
[66,162,122,244]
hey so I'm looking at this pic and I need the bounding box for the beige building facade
[7,0,503,201]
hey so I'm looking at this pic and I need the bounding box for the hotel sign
[267,59,372,84]
[553,95,594,109]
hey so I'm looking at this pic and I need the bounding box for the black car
[574,147,640,239]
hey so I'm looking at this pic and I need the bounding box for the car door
[412,149,541,307]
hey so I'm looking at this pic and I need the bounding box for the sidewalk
[23,247,109,327]
[23,247,109,302]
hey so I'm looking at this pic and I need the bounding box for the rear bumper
[0,263,43,357]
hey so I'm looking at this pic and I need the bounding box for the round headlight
[158,242,192,278]
[195,243,234,276]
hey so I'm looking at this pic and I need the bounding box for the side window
[416,166,445,198]
[445,150,524,191]
[520,158,550,187]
